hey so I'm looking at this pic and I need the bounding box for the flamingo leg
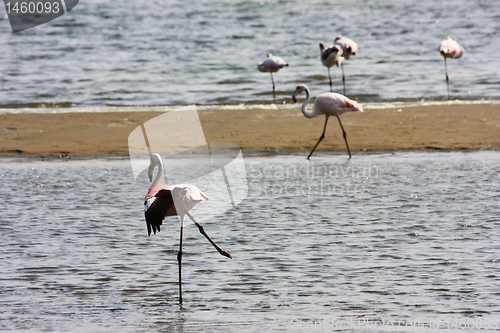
[177,215,184,304]
[185,211,232,259]
[307,116,329,160]
[341,63,346,96]
[336,115,351,159]
[328,68,333,92]
[444,58,450,100]
[270,72,276,104]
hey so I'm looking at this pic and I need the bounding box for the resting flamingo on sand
[257,54,288,104]
[438,37,464,100]
[292,84,363,160]
[319,42,343,92]
[144,153,232,304]
[333,36,358,95]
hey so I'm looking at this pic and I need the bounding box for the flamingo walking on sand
[438,37,464,100]
[319,42,343,93]
[292,84,363,160]
[333,36,358,95]
[258,54,288,103]
[144,153,232,304]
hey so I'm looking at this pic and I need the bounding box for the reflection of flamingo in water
[292,84,363,160]
[438,37,464,100]
[144,153,232,304]
[257,54,288,104]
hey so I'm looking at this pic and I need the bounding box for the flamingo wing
[183,185,209,201]
[143,185,207,236]
[258,55,288,72]
[439,37,464,59]
[315,93,363,116]
[334,36,358,59]
[321,45,343,67]
[270,56,288,68]
[144,189,180,236]
[321,47,335,61]
[172,184,208,212]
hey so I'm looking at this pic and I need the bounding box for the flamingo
[438,37,464,100]
[257,54,288,104]
[144,153,232,304]
[292,84,363,159]
[319,42,343,92]
[333,36,358,95]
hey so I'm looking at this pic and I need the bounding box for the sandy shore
[0,104,498,158]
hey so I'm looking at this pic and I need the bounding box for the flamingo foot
[220,250,232,259]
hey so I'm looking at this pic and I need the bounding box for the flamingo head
[148,153,162,182]
[292,84,308,103]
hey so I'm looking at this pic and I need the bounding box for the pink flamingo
[292,84,363,159]
[333,36,358,95]
[144,153,232,304]
[319,42,343,92]
[438,37,464,99]
[257,54,288,103]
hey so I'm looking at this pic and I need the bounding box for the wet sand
[0,104,498,158]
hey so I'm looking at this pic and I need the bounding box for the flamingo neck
[301,87,320,118]
[151,157,164,189]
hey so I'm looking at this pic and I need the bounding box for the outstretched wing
[144,189,178,236]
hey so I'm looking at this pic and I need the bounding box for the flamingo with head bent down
[333,35,358,95]
[257,53,288,104]
[144,153,232,304]
[438,37,464,100]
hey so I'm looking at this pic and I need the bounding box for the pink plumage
[143,153,231,304]
[257,53,288,103]
[438,37,464,99]
[320,35,358,94]
[334,35,358,59]
[144,184,208,236]
[257,53,288,73]
[292,84,362,159]
[438,37,464,59]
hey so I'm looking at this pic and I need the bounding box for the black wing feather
[321,47,339,62]
[144,189,178,236]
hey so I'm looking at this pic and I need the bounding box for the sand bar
[0,104,498,158]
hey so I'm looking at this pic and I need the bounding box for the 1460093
[5,1,60,14]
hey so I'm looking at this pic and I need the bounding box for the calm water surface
[0,0,499,110]
[0,151,499,332]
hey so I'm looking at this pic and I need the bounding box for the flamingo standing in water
[257,54,288,104]
[319,42,343,93]
[333,36,358,95]
[144,153,232,304]
[438,37,464,100]
[292,84,363,159]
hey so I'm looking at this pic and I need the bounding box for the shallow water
[0,151,499,332]
[0,0,499,110]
